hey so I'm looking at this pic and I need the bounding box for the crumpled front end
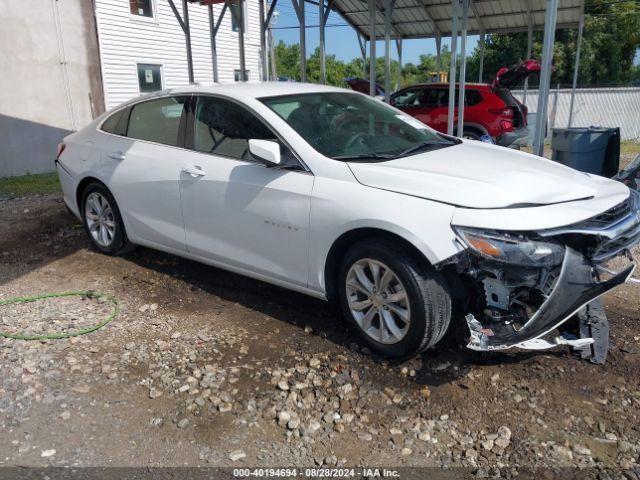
[465,247,634,351]
[446,189,640,363]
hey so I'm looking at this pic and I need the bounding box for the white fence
[511,87,640,142]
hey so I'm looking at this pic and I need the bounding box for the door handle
[182,165,206,177]
[108,151,126,161]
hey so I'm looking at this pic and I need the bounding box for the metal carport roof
[334,0,583,40]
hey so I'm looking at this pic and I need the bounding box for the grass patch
[0,172,60,196]
[621,141,640,156]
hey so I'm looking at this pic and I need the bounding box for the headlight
[454,227,565,267]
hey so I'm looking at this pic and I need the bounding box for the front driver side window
[193,96,277,161]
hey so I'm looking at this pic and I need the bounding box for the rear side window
[192,96,276,160]
[127,96,188,147]
[101,109,128,135]
[465,90,483,106]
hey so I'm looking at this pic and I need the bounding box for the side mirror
[249,139,281,166]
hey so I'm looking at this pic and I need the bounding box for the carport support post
[456,0,469,136]
[260,0,267,81]
[357,34,367,76]
[395,38,403,90]
[383,0,395,102]
[478,30,485,82]
[291,0,306,81]
[208,5,219,83]
[168,0,195,84]
[523,3,533,104]
[447,0,459,136]
[435,33,442,72]
[533,0,559,157]
[568,6,584,127]
[368,0,376,96]
[227,0,247,81]
[319,0,331,84]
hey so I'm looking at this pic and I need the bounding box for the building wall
[96,0,263,110]
[0,0,105,177]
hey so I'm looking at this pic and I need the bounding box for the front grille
[540,194,640,262]
[593,220,640,262]
[581,198,631,229]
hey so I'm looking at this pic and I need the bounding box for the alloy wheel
[345,258,411,344]
[85,192,116,248]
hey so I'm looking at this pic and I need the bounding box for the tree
[465,0,640,87]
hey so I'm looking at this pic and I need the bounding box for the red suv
[387,60,540,146]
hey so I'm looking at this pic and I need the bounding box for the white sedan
[56,83,639,359]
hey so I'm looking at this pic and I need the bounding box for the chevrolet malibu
[55,83,639,359]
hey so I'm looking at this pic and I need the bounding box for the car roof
[167,81,349,99]
[399,82,490,90]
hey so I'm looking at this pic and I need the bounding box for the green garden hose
[0,291,119,340]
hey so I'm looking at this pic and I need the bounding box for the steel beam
[418,0,442,37]
[478,30,485,82]
[395,37,403,90]
[226,0,247,81]
[168,0,194,84]
[457,0,469,136]
[533,0,559,156]
[357,34,367,76]
[568,2,584,127]
[447,0,459,135]
[319,0,332,84]
[368,0,376,95]
[384,0,395,102]
[523,0,533,104]
[208,5,219,82]
[435,33,442,72]
[260,0,267,81]
[291,0,307,81]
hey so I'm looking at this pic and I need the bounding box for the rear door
[178,95,314,287]
[104,95,189,251]
[392,87,439,128]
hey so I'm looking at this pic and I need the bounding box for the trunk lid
[492,59,541,90]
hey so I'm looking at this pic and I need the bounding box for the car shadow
[122,245,567,387]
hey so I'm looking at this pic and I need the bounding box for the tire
[338,238,451,359]
[462,130,481,140]
[80,182,133,255]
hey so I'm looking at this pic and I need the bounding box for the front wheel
[338,239,451,359]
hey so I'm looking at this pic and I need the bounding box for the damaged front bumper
[465,247,635,354]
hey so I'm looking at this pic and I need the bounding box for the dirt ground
[1,191,640,478]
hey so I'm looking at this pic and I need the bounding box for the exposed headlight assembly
[454,227,565,267]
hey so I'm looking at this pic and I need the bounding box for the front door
[179,95,314,287]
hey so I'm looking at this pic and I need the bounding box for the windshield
[260,92,457,161]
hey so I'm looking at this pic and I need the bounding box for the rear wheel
[338,239,451,358]
[81,183,133,255]
[462,130,481,140]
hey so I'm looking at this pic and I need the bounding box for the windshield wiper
[394,141,455,158]
[332,153,396,162]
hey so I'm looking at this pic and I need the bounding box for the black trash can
[551,127,620,177]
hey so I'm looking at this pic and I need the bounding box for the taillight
[56,142,66,160]
[489,107,513,117]
[500,120,513,131]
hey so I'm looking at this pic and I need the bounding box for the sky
[271,5,480,65]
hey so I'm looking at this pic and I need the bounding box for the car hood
[347,141,626,209]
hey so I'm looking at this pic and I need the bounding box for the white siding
[95,0,262,110]
[512,87,640,142]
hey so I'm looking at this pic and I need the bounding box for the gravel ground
[1,193,640,477]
